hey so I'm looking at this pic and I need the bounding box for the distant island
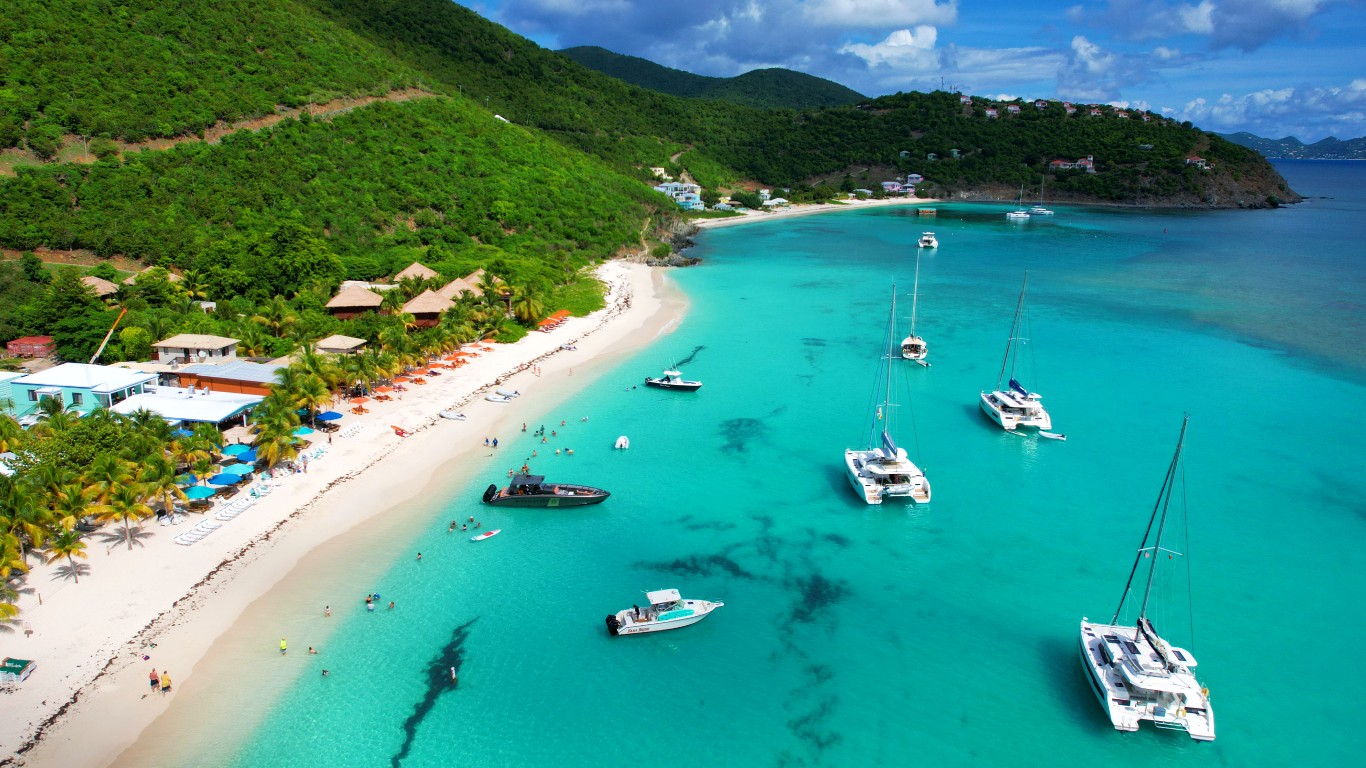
[557,45,865,110]
[1220,132,1366,160]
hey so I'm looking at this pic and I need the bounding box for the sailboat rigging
[901,250,928,364]
[1078,415,1214,741]
[979,272,1053,431]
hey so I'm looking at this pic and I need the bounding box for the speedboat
[917,232,938,248]
[605,589,724,636]
[645,369,702,391]
[482,474,610,507]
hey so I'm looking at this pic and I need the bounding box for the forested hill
[558,46,865,110]
[0,0,1300,297]
[1220,132,1366,160]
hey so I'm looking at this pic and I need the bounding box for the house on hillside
[1089,108,1103,117]
[394,262,439,282]
[985,108,998,118]
[82,275,119,300]
[653,181,705,210]
[880,181,904,194]
[175,361,284,397]
[152,334,239,365]
[326,286,385,319]
[906,174,924,184]
[1064,103,1077,115]
[403,290,455,328]
[1115,110,1130,119]
[6,336,55,358]
[1185,156,1210,169]
[1006,104,1021,114]
[959,94,972,104]
[6,363,155,421]
[1034,100,1048,110]
[1141,114,1152,122]
[1049,156,1097,173]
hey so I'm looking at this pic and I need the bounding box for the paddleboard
[471,529,501,541]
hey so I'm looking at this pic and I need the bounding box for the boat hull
[980,391,1051,431]
[606,600,723,636]
[1078,620,1215,741]
[844,448,930,504]
[644,379,701,391]
[482,484,609,507]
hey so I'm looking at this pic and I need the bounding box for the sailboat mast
[910,251,920,337]
[1110,415,1191,624]
[885,285,896,420]
[996,272,1028,389]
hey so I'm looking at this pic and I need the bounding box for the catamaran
[1030,178,1055,215]
[1006,185,1031,220]
[1079,416,1214,741]
[847,286,931,504]
[900,250,928,363]
[980,272,1052,431]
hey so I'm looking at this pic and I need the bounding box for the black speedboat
[482,475,610,507]
[644,369,702,391]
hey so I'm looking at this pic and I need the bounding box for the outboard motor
[482,484,498,504]
[605,614,621,636]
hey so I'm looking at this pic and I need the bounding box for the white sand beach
[2,261,685,767]
[693,195,936,230]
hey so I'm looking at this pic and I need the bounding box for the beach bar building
[6,363,156,420]
[402,290,455,329]
[152,334,239,365]
[112,386,262,427]
[326,286,385,319]
[6,336,55,358]
[175,361,283,397]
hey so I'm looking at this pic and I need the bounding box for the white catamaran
[900,249,928,363]
[980,272,1052,431]
[846,286,931,505]
[1079,416,1214,741]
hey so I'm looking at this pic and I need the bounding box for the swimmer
[309,646,318,655]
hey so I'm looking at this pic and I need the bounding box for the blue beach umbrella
[222,463,255,476]
[208,473,244,486]
[293,426,315,436]
[222,444,251,456]
[174,474,196,487]
[238,449,258,463]
[184,486,216,500]
[316,411,343,422]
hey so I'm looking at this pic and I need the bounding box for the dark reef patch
[641,553,756,580]
[720,417,766,453]
[673,345,705,367]
[390,618,477,768]
[787,694,842,753]
[788,573,851,624]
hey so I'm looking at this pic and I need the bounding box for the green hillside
[558,46,865,110]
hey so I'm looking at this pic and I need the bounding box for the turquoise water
[225,162,1366,767]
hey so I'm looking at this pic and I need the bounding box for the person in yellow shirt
[280,637,288,655]
[159,672,171,694]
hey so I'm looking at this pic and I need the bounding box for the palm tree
[0,413,23,453]
[380,288,408,314]
[84,455,133,506]
[140,455,187,516]
[1,534,29,581]
[294,373,332,426]
[51,482,91,531]
[0,478,50,566]
[32,397,76,435]
[190,456,218,486]
[45,529,88,583]
[252,295,299,338]
[511,286,545,325]
[236,323,270,357]
[90,484,153,550]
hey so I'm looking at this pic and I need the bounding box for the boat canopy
[1008,378,1031,397]
[646,588,682,605]
[880,430,900,458]
[663,370,681,377]
[509,474,545,487]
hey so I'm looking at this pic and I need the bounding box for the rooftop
[315,334,367,352]
[112,386,262,424]
[13,363,156,393]
[403,289,455,315]
[326,286,385,308]
[394,261,439,281]
[152,334,240,350]
[178,360,284,385]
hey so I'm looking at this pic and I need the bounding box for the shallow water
[219,161,1366,767]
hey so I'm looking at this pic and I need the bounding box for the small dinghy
[471,529,501,542]
[1039,431,1067,441]
[439,411,466,421]
[485,393,514,403]
[495,388,521,398]
[614,436,630,450]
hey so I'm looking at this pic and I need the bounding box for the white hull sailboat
[901,249,928,363]
[917,232,938,248]
[1079,416,1214,741]
[980,272,1052,431]
[1006,184,1031,220]
[847,286,931,505]
[1030,177,1055,216]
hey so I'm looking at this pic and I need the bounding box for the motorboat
[917,232,938,248]
[645,369,702,391]
[439,410,466,421]
[605,588,724,636]
[980,272,1053,431]
[1080,416,1214,741]
[846,286,931,505]
[482,474,610,507]
[613,436,630,450]
[900,249,928,363]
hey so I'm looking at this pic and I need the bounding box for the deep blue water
[214,161,1365,767]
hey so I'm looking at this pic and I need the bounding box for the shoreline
[691,196,935,230]
[3,262,685,767]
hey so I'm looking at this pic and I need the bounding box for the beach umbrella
[392,376,410,383]
[222,443,250,456]
[316,411,343,421]
[174,473,196,487]
[184,486,216,500]
[238,449,258,463]
[350,397,370,404]
[170,428,193,438]
[293,426,315,436]
[208,473,244,486]
[374,386,393,393]
[222,464,255,476]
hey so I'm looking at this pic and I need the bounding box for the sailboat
[1006,184,1031,220]
[979,272,1052,431]
[1030,177,1055,215]
[845,286,931,505]
[1079,416,1215,741]
[900,250,928,364]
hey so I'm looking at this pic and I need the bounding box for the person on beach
[462,523,467,531]
[521,462,530,474]
[492,437,499,448]
[541,436,547,444]
[367,602,375,613]
[449,521,457,532]
[322,669,330,677]
[325,605,331,617]
[280,638,288,655]
[560,420,566,427]
[522,423,526,432]
[160,672,171,694]
[149,668,159,692]
[309,646,318,655]
[484,437,490,447]
[551,430,557,437]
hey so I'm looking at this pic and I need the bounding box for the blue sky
[469,0,1366,142]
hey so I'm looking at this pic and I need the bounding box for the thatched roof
[326,286,384,309]
[394,261,438,281]
[315,334,367,353]
[402,289,455,315]
[121,266,183,286]
[436,269,488,300]
[82,275,119,297]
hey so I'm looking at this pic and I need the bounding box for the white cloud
[840,26,939,67]
[1175,79,1366,140]
[1071,0,1333,50]
[802,0,957,27]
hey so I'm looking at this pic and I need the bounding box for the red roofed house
[7,336,55,358]
[1115,110,1130,119]
[1034,100,1048,110]
[1185,156,1210,169]
[1006,104,1021,114]
[1089,108,1103,116]
[985,108,999,118]
[959,94,972,104]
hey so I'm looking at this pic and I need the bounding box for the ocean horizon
[160,160,1364,767]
